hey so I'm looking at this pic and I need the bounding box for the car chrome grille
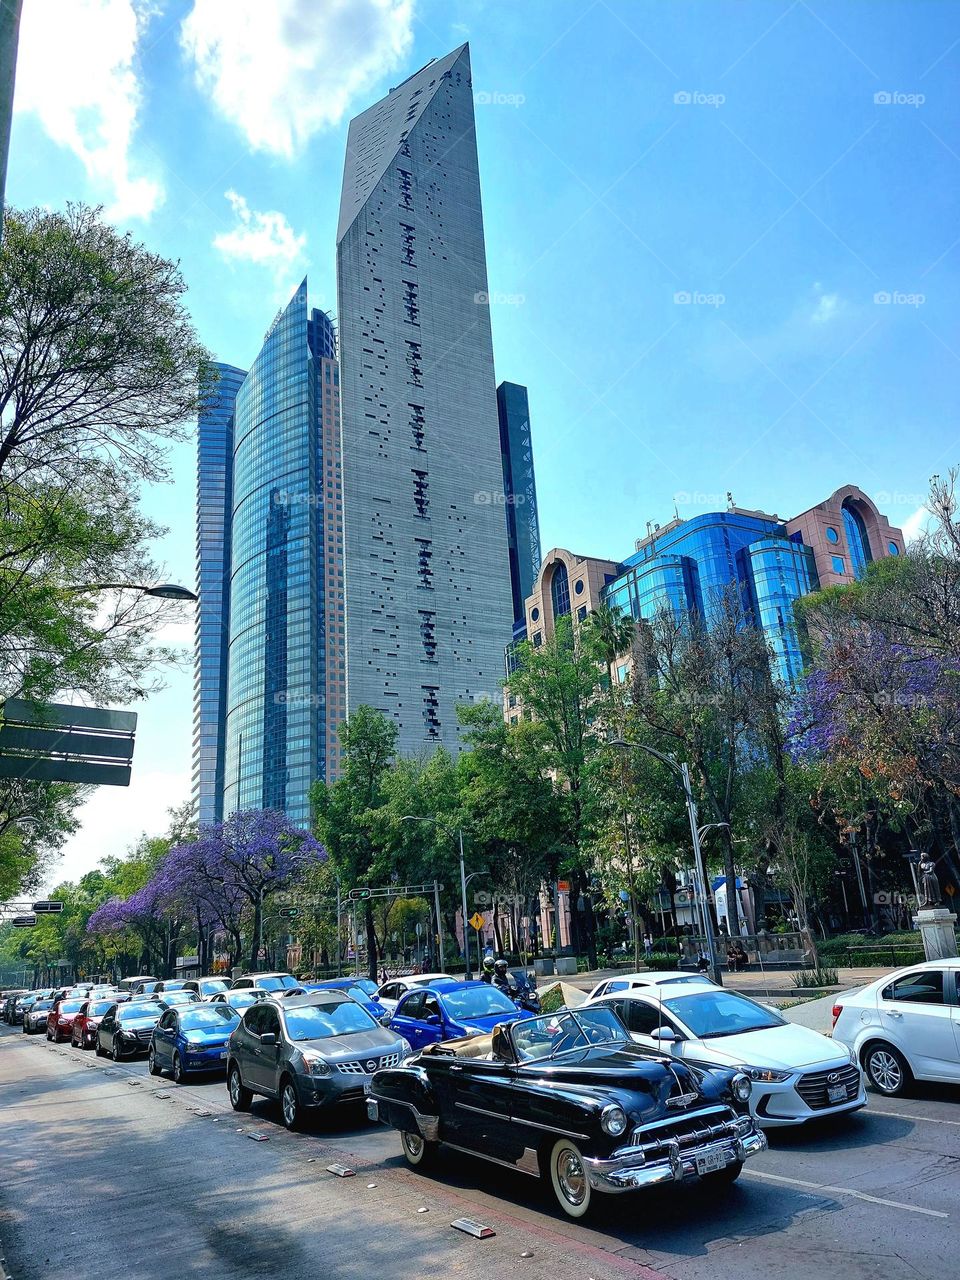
[135,1029,154,1041]
[633,1107,740,1157]
[795,1063,861,1110]
[336,1052,401,1075]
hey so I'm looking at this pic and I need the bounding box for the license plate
[828,1084,848,1104]
[219,1050,228,1059]
[695,1149,725,1176]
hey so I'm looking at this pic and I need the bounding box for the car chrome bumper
[586,1126,767,1194]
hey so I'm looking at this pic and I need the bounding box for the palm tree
[581,602,636,687]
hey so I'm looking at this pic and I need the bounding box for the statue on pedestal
[918,856,942,909]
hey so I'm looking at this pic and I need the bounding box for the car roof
[279,992,351,1010]
[405,980,484,997]
[238,972,291,981]
[594,981,718,1001]
[398,972,452,984]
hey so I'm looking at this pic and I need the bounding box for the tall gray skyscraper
[336,43,513,754]
[497,381,541,625]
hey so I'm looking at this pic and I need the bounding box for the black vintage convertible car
[368,1006,766,1219]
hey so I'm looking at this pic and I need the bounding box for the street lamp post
[605,741,724,986]
[403,815,472,979]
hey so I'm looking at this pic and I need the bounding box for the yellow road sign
[469,911,485,931]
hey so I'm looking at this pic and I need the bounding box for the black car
[96,1001,162,1060]
[368,1006,765,1220]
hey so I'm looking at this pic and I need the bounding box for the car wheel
[400,1128,437,1169]
[703,1159,743,1187]
[45,1028,52,1041]
[228,1065,252,1111]
[547,1138,593,1220]
[280,1077,301,1131]
[112,1040,123,1062]
[148,1046,162,1076]
[172,1053,185,1085]
[863,1043,911,1096]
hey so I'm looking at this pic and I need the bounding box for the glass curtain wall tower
[193,362,246,826]
[497,381,541,625]
[336,43,514,754]
[220,282,344,824]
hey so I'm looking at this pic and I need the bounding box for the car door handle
[450,1064,463,1072]
[888,1010,903,1018]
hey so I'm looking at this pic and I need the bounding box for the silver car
[226,992,410,1130]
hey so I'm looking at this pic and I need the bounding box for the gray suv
[226,992,410,1129]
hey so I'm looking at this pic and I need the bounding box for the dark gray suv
[226,992,410,1129]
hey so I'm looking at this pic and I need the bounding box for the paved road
[1,1025,958,1280]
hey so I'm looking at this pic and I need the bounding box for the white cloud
[213,190,307,279]
[180,0,415,157]
[901,505,931,544]
[811,291,840,324]
[13,0,163,221]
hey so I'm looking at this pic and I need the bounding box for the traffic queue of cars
[6,958,960,1222]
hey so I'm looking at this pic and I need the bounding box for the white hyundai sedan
[589,986,866,1127]
[375,973,454,1013]
[831,959,960,1096]
[586,971,718,1001]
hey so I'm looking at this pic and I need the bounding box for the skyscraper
[192,362,245,826]
[336,43,514,754]
[497,381,541,625]
[211,282,344,825]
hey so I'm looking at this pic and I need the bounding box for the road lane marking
[744,1169,948,1217]
[871,1109,960,1127]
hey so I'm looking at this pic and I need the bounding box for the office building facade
[196,283,343,827]
[336,43,514,755]
[192,362,246,826]
[497,381,542,624]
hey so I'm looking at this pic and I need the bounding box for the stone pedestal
[555,957,578,976]
[914,908,959,961]
[533,958,555,977]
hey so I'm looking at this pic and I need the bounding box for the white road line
[744,1169,949,1218]
[871,1108,960,1127]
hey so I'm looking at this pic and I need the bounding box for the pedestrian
[643,933,653,959]
[696,951,710,974]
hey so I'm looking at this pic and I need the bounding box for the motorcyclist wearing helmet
[492,958,513,997]
[481,955,495,984]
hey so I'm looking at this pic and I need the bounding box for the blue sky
[8,0,959,884]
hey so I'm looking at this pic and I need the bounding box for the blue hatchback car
[303,978,387,1020]
[148,1003,240,1083]
[388,981,535,1050]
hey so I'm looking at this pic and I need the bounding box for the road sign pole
[458,829,472,980]
[433,879,443,969]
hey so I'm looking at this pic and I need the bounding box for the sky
[7,0,959,887]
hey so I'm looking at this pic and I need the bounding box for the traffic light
[12,915,36,928]
[347,887,371,901]
[278,906,300,920]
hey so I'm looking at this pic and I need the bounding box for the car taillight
[832,1004,842,1028]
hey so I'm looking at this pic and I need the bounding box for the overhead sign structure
[468,911,485,931]
[12,915,36,928]
[277,906,300,920]
[33,900,63,914]
[0,699,137,786]
[347,887,371,902]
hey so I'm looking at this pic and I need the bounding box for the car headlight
[300,1052,332,1077]
[398,1040,412,1059]
[601,1103,628,1137]
[731,1072,753,1103]
[846,1044,859,1068]
[735,1065,791,1084]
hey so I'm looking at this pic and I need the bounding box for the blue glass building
[497,381,542,625]
[192,362,246,825]
[216,282,344,825]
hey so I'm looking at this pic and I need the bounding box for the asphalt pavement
[1,1023,958,1280]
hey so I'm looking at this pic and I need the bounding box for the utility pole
[682,763,723,986]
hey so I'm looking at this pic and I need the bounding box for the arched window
[551,562,571,618]
[842,503,873,580]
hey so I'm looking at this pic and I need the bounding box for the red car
[47,997,85,1042]
[71,998,117,1049]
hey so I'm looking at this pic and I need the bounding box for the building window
[831,555,846,575]
[825,526,839,544]
[576,605,587,622]
[888,541,900,556]
[532,631,542,647]
[551,562,571,618]
[530,606,540,622]
[617,663,629,684]
[842,502,873,580]
[575,579,584,594]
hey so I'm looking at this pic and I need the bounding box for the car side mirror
[425,1013,441,1025]
[379,1014,392,1027]
[260,1032,277,1047]
[651,1028,677,1043]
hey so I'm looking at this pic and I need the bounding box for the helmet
[494,958,508,975]
[482,956,495,973]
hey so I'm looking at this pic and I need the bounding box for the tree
[581,602,635,688]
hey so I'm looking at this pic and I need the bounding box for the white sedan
[375,973,454,1012]
[589,986,866,1127]
[831,959,960,1096]
[586,971,718,1001]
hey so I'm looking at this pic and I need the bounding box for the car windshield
[255,975,297,991]
[512,1009,628,1061]
[438,986,517,1020]
[61,1000,84,1013]
[161,982,187,990]
[346,983,377,1003]
[32,1000,53,1011]
[162,992,197,1004]
[89,1001,115,1016]
[664,990,785,1038]
[656,976,713,987]
[283,1001,377,1041]
[118,1006,158,1023]
[199,979,228,995]
[180,1006,239,1031]
[226,992,260,1007]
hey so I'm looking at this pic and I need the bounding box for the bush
[793,967,838,988]
[539,984,568,1014]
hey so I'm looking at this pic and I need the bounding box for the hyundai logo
[826,1072,841,1084]
[365,1059,378,1073]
